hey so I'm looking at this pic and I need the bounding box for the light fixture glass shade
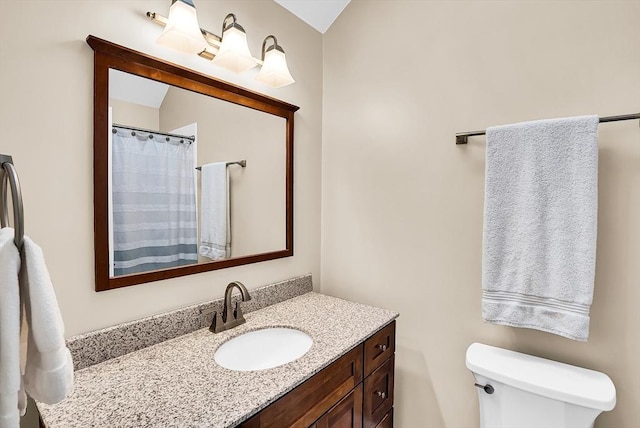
[156,0,207,55]
[255,47,295,88]
[212,26,258,73]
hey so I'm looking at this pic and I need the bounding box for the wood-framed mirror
[87,35,298,292]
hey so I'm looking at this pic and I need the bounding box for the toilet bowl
[466,343,616,428]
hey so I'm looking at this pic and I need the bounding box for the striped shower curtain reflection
[111,129,197,276]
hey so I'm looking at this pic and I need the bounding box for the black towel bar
[456,113,640,145]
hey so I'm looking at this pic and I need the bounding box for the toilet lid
[465,343,616,411]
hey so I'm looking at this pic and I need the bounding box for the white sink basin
[214,327,313,371]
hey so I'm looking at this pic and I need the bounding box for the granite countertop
[37,292,398,427]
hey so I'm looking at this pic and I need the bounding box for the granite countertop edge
[37,292,399,428]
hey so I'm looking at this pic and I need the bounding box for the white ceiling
[274,0,351,34]
[109,69,169,108]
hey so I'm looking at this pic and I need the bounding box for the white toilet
[466,343,616,428]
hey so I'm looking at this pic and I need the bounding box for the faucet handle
[233,301,246,324]
[218,301,247,331]
[208,311,226,333]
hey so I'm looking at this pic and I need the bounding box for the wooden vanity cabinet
[239,321,396,428]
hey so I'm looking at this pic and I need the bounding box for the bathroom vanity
[36,287,398,427]
[240,321,395,428]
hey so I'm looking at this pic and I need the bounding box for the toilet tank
[465,343,616,428]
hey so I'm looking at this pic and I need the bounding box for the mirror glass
[109,70,285,277]
[88,35,297,291]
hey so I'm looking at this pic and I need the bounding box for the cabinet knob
[376,344,388,351]
[375,391,387,399]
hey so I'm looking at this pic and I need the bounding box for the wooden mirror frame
[87,35,298,292]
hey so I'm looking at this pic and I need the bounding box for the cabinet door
[363,355,394,428]
[314,384,363,428]
[240,345,363,428]
[373,409,392,428]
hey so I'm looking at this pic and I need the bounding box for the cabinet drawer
[240,345,363,428]
[363,355,394,428]
[364,321,395,377]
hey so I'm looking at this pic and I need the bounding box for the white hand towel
[199,162,230,260]
[20,236,73,404]
[482,115,599,341]
[0,228,23,428]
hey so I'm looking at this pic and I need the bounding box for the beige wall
[322,1,639,427]
[0,0,322,336]
[159,86,286,259]
[2,0,639,427]
[110,98,159,130]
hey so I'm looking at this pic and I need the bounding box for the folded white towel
[199,162,231,260]
[0,228,23,428]
[20,236,73,404]
[482,115,599,342]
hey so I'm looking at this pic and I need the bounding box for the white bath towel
[482,115,599,341]
[0,228,24,428]
[199,162,230,260]
[21,236,73,404]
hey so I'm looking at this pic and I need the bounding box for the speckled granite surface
[38,292,398,428]
[67,274,313,370]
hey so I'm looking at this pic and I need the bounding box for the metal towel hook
[0,154,25,250]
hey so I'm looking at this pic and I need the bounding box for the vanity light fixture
[255,35,295,88]
[156,0,207,55]
[212,14,258,73]
[147,2,295,87]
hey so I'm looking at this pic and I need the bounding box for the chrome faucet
[210,281,252,333]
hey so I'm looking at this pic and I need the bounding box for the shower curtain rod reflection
[196,160,247,170]
[455,112,640,144]
[112,123,195,142]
